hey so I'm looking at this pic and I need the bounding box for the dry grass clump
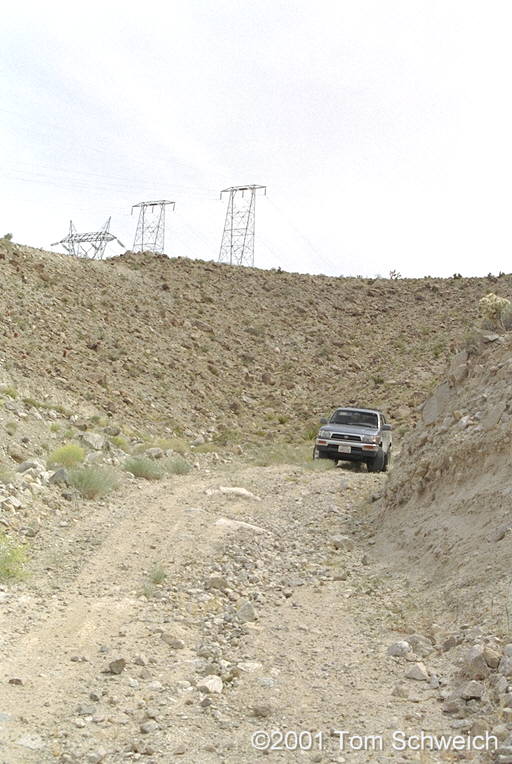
[68,466,120,499]
[251,443,332,469]
[0,385,17,399]
[0,532,27,582]
[149,563,167,584]
[124,456,164,480]
[124,454,192,479]
[48,443,85,468]
[303,420,320,441]
[162,455,192,475]
[193,442,219,454]
[153,437,189,454]
[110,435,130,452]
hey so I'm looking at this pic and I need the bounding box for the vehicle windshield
[330,410,379,429]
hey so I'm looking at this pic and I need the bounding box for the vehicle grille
[330,433,362,442]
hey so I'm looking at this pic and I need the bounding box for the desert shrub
[50,423,61,433]
[123,456,164,480]
[193,443,219,454]
[0,386,17,399]
[163,455,192,475]
[0,532,27,582]
[2,233,13,242]
[141,582,156,598]
[40,402,71,416]
[479,292,512,329]
[303,420,320,441]
[212,428,240,446]
[110,435,130,452]
[48,443,85,468]
[149,563,167,584]
[431,339,447,358]
[153,437,189,454]
[22,397,41,408]
[68,466,119,499]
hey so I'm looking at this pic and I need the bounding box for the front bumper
[315,438,379,461]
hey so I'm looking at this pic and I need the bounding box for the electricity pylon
[218,185,266,266]
[52,218,124,259]
[132,200,175,254]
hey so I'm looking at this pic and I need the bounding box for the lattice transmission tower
[218,185,266,266]
[132,200,175,254]
[52,218,124,259]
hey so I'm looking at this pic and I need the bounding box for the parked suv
[313,407,392,472]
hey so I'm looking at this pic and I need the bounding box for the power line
[266,197,342,275]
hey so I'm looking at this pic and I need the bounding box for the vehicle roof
[333,407,382,414]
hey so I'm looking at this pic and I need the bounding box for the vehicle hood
[320,423,380,437]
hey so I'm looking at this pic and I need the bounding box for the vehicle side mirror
[382,423,392,431]
[320,417,328,425]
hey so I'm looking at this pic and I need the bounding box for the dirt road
[0,462,468,763]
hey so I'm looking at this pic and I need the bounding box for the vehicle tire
[367,448,385,472]
[382,448,391,472]
[313,446,329,460]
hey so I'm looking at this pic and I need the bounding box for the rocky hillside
[2,239,512,448]
[370,327,512,624]
[5,237,512,761]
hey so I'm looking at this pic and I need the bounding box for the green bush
[123,456,164,480]
[48,443,85,468]
[68,466,119,499]
[0,532,27,582]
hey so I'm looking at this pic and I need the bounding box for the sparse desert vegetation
[0,532,26,582]
[48,443,85,468]
[67,466,119,499]
[123,456,165,480]
[163,455,192,475]
[2,245,512,761]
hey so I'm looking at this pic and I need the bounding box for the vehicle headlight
[318,429,332,439]
[362,434,379,443]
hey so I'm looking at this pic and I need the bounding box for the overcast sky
[1,1,512,277]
